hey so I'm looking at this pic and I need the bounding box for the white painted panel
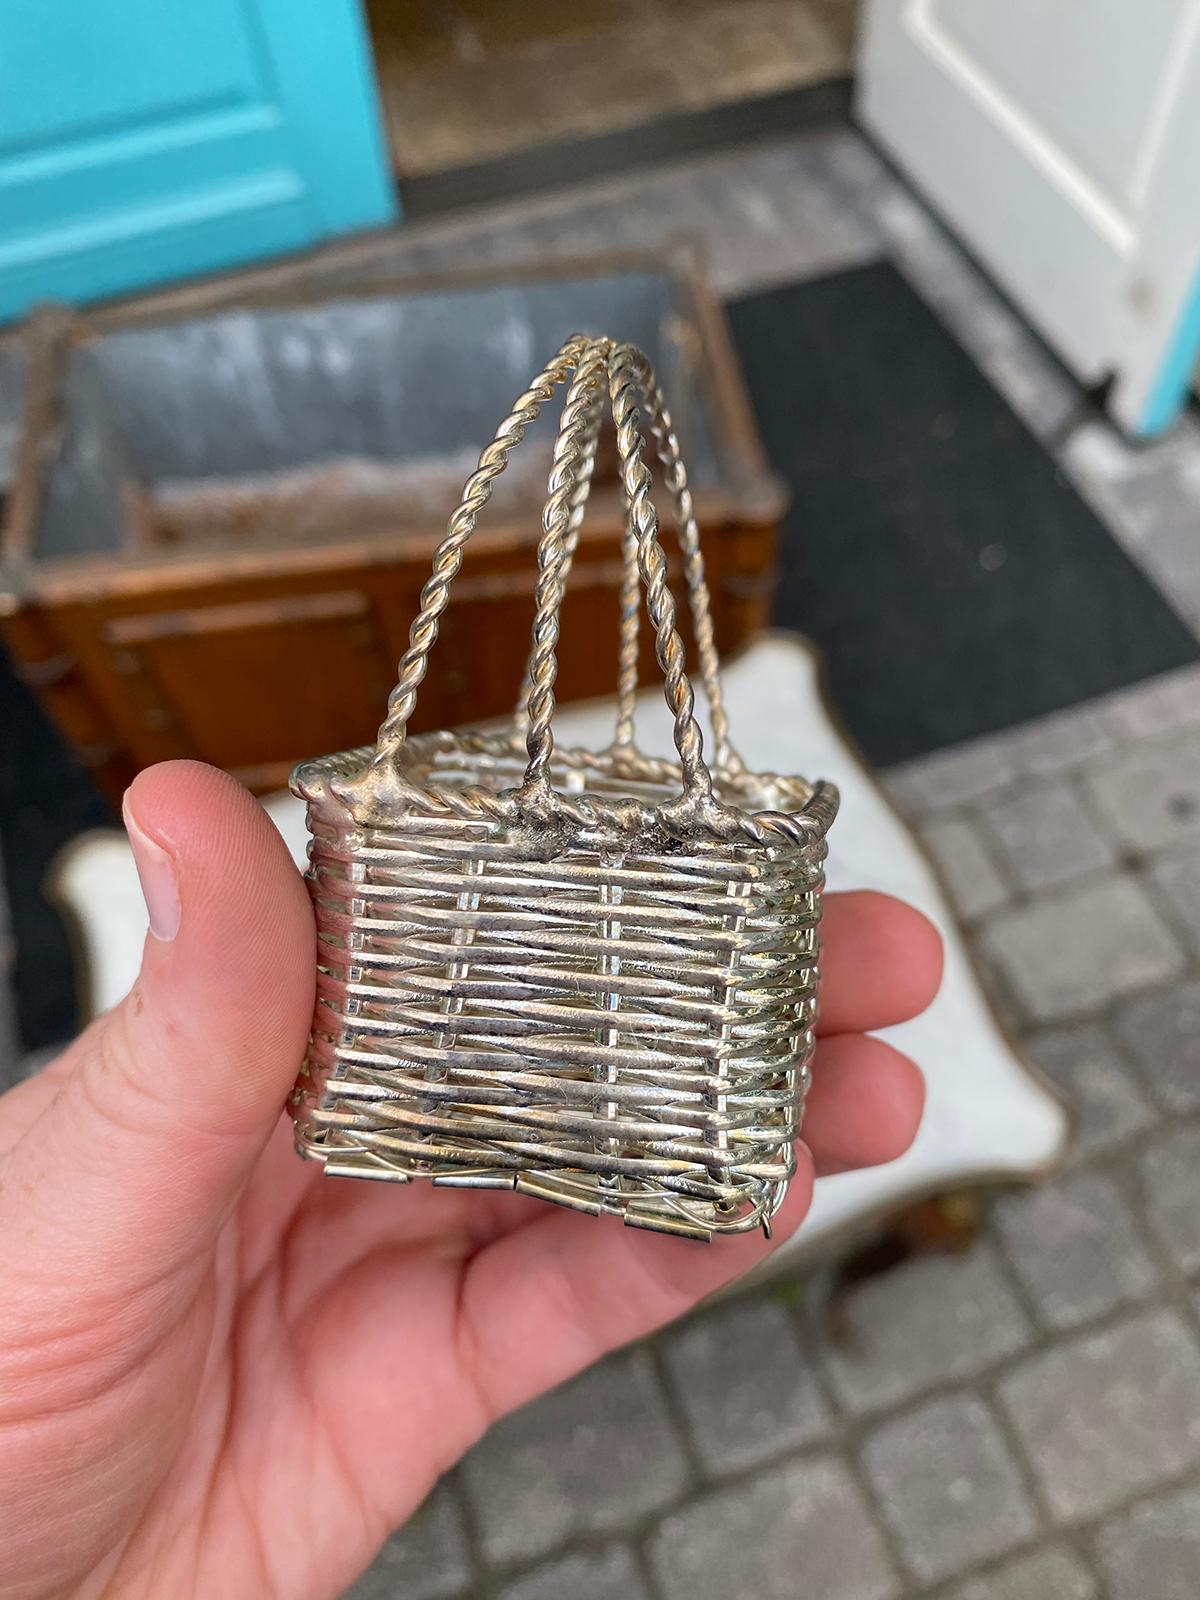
[933,0,1181,206]
[859,3,1124,385]
[859,0,1200,434]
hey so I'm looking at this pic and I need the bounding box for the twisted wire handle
[607,342,711,799]
[372,335,591,765]
[521,339,613,786]
[373,335,719,806]
[510,354,608,744]
[611,350,738,772]
[612,513,641,751]
[513,353,730,765]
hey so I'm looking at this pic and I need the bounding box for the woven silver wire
[291,336,837,1239]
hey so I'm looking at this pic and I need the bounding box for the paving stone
[979,779,1115,892]
[1094,1484,1200,1600]
[813,1242,1031,1416]
[648,1455,898,1600]
[999,1309,1200,1520]
[1146,487,1200,592]
[1160,539,1200,614]
[979,876,1184,1024]
[861,1394,1038,1585]
[1023,1024,1154,1161]
[1085,737,1200,853]
[1149,841,1200,951]
[822,120,894,216]
[917,813,1010,921]
[1059,418,1141,496]
[460,1350,689,1566]
[344,1481,470,1600]
[1138,1125,1200,1273]
[882,739,1010,816]
[978,336,1081,442]
[495,1545,648,1600]
[985,704,1113,781]
[1101,453,1200,615]
[661,1294,829,1476]
[1114,978,1200,1112]
[1105,664,1200,741]
[992,1171,1156,1330]
[968,947,1028,1038]
[712,136,882,294]
[940,1544,1097,1600]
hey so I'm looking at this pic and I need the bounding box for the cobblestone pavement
[335,663,1200,1600]
[333,124,1200,1600]
[4,121,1200,1598]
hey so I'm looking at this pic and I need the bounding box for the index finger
[817,890,943,1036]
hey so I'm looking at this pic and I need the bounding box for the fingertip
[804,1033,926,1173]
[819,890,944,1034]
[126,757,240,816]
[895,896,945,1017]
[125,760,292,881]
[121,760,315,1122]
[844,889,944,1007]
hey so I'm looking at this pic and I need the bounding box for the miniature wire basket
[290,335,838,1240]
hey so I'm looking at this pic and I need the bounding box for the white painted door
[858,0,1200,436]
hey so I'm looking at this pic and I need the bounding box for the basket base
[295,1125,784,1242]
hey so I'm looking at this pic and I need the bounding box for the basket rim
[291,727,838,848]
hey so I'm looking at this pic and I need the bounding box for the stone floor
[341,654,1200,1600]
[365,0,856,175]
[5,115,1200,1599]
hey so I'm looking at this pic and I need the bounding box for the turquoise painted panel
[0,0,262,147]
[1138,260,1200,438]
[0,0,397,322]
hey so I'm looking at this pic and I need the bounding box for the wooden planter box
[1,245,784,806]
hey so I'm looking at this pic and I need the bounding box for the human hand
[0,760,941,1599]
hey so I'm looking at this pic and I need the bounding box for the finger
[802,1032,925,1175]
[452,1147,815,1422]
[818,891,943,1036]
[1,760,314,1303]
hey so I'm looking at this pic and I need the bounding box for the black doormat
[5,260,1200,1056]
[0,638,111,1056]
[725,262,1200,768]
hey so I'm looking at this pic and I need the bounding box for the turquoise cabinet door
[0,0,397,321]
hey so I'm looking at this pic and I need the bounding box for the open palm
[0,761,940,1599]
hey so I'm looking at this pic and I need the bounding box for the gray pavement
[4,120,1200,1599]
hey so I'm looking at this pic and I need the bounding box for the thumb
[1,760,315,1300]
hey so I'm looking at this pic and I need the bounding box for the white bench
[50,632,1069,1263]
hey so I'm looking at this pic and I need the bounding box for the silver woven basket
[290,335,838,1240]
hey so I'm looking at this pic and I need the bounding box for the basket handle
[509,354,608,738]
[509,350,739,774]
[610,348,739,773]
[372,336,719,809]
[371,335,593,766]
[519,341,713,801]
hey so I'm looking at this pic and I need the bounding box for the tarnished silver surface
[291,337,837,1239]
